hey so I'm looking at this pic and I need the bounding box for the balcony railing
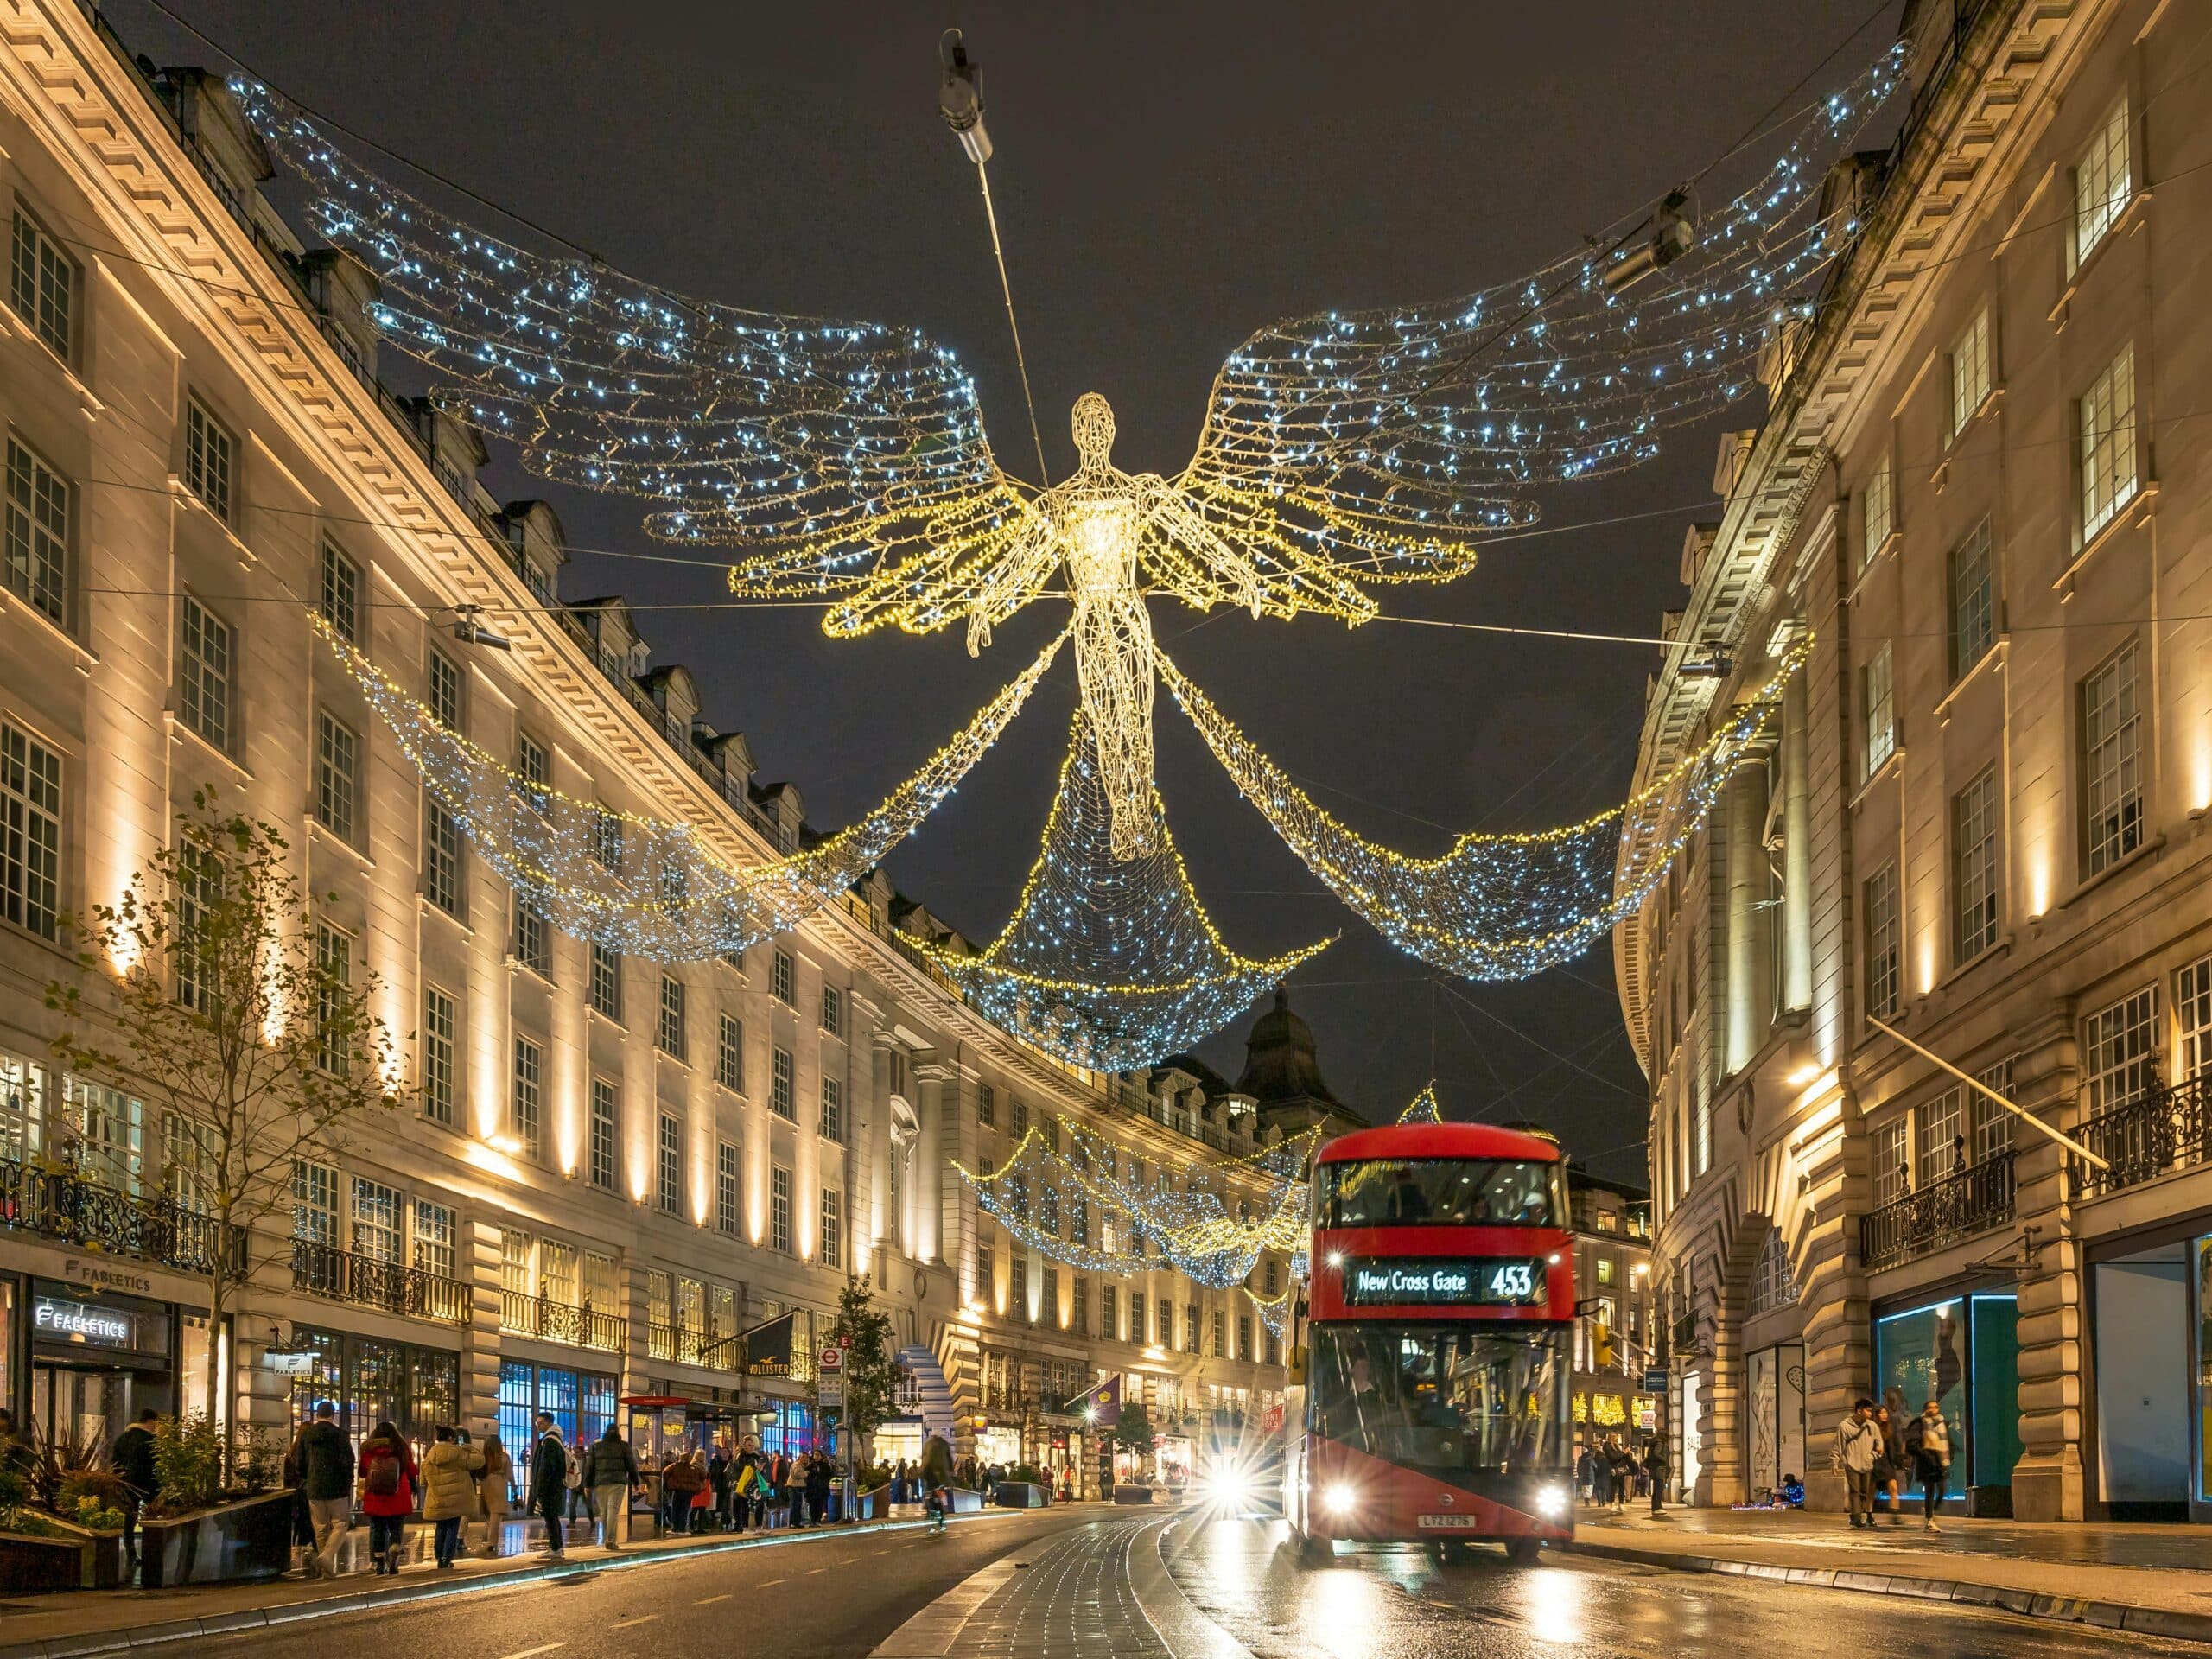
[1859,1150,2016,1272]
[292,1238,469,1324]
[500,1290,626,1354]
[0,1156,245,1275]
[645,1320,741,1372]
[2075,1075,2212,1201]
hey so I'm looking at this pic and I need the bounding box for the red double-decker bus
[1283,1121,1576,1563]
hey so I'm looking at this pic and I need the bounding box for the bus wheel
[1505,1537,1540,1566]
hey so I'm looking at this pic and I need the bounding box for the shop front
[21,1277,205,1452]
[973,1416,1022,1471]
[1872,1288,2019,1514]
[283,1324,460,1453]
[1745,1343,1808,1503]
[2085,1225,2212,1522]
[501,1358,618,1491]
[1674,1370,1703,1504]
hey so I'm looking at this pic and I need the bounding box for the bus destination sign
[1340,1257,1546,1308]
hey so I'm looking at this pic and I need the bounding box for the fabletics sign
[32,1294,137,1347]
[1340,1257,1544,1308]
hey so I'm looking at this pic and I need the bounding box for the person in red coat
[358,1421,419,1575]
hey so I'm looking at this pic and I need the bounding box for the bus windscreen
[1317,1159,1563,1229]
[1309,1323,1569,1479]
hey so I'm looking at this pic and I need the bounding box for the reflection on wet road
[1161,1516,2177,1657]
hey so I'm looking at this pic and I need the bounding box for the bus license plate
[1418,1514,1475,1529]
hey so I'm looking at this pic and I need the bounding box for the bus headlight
[1204,1466,1255,1508]
[1323,1483,1357,1516]
[1533,1484,1570,1519]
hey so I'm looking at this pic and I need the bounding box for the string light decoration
[1243,1283,1294,1344]
[1397,1085,1445,1125]
[238,52,1903,861]
[910,705,1328,1071]
[956,1113,1315,1289]
[309,611,1066,959]
[1156,632,1814,981]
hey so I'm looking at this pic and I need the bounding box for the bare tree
[47,792,401,1465]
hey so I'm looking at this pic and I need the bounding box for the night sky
[111,1,1905,1182]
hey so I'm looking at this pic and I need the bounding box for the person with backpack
[661,1443,707,1534]
[357,1421,417,1575]
[583,1423,641,1550]
[1906,1398,1952,1533]
[420,1425,484,1569]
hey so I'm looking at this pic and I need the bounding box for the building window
[413,1199,454,1281]
[2082,641,2143,878]
[0,725,60,942]
[515,735,550,816]
[819,1076,843,1142]
[1102,1283,1119,1341]
[716,1013,743,1092]
[1859,456,1892,574]
[1185,1302,1201,1355]
[1872,1117,1910,1209]
[314,711,359,841]
[2072,98,2131,270]
[1596,1256,1614,1285]
[771,1046,794,1121]
[183,397,234,521]
[292,1160,338,1243]
[423,799,462,916]
[422,986,455,1125]
[1970,1058,2015,1165]
[1861,640,1895,779]
[1012,1098,1028,1138]
[772,949,795,1007]
[1917,1085,1966,1187]
[977,1083,995,1126]
[178,595,232,752]
[1948,307,1991,441]
[658,1112,681,1215]
[512,1035,542,1155]
[581,943,620,1020]
[820,984,842,1037]
[10,205,73,359]
[1211,1310,1227,1357]
[351,1176,401,1263]
[1864,863,1899,1020]
[5,437,67,625]
[716,1141,740,1234]
[771,1165,792,1254]
[2079,343,2139,546]
[1749,1229,1797,1315]
[588,1077,618,1192]
[820,1189,841,1268]
[1266,1330,1281,1367]
[1952,769,1999,964]
[1948,520,1994,682]
[2181,957,2212,1084]
[513,896,550,977]
[314,924,352,1077]
[2082,987,2159,1116]
[427,650,461,733]
[319,541,362,645]
[658,975,686,1058]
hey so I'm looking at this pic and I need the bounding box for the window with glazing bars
[413,1199,454,1280]
[512,1035,542,1154]
[5,438,67,625]
[820,984,841,1037]
[319,541,361,644]
[423,798,462,915]
[292,1160,337,1242]
[658,975,686,1058]
[422,985,455,1124]
[1970,1059,2015,1164]
[427,651,461,732]
[352,1176,402,1263]
[1872,1117,1910,1208]
[513,895,550,977]
[658,1112,682,1214]
[717,1013,743,1091]
[1948,308,1991,440]
[1916,1085,1966,1186]
[820,1189,841,1268]
[314,924,352,1076]
[2082,641,2143,877]
[2082,987,2158,1116]
[2072,99,2131,270]
[771,1165,792,1253]
[314,711,358,840]
[179,596,232,752]
[1952,769,1999,963]
[977,1083,995,1125]
[772,949,795,1007]
[1860,641,1895,779]
[588,1077,618,1191]
[2079,344,2139,546]
[588,944,622,1020]
[1864,862,1900,1020]
[716,1141,740,1234]
[183,397,233,520]
[819,1075,843,1142]
[1859,456,1892,573]
[10,206,73,359]
[771,1046,794,1120]
[2182,957,2212,1084]
[1948,520,1993,681]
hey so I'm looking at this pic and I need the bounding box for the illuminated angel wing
[1173,44,1907,608]
[234,79,1034,627]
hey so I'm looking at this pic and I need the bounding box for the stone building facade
[0,0,1289,1495]
[1616,0,2212,1521]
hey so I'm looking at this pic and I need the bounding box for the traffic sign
[819,1345,844,1373]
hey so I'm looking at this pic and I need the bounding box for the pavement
[1568,1503,2212,1644]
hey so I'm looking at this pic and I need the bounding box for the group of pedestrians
[1576,1434,1665,1514]
[1834,1392,1952,1532]
[650,1440,835,1534]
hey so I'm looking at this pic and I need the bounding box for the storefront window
[2200,1239,2212,1503]
[289,1328,461,1453]
[1874,1294,2018,1500]
[1969,1295,2020,1488]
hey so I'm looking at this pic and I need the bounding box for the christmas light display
[911,707,1329,1071]
[1156,632,1813,981]
[1397,1085,1445,1125]
[309,610,1066,958]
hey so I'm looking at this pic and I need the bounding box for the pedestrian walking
[110,1408,158,1569]
[919,1430,955,1535]
[583,1422,640,1549]
[1833,1398,1881,1529]
[1906,1398,1951,1534]
[1872,1402,1907,1525]
[662,1444,706,1534]
[296,1400,356,1577]
[564,1433,595,1529]
[420,1425,483,1569]
[357,1421,417,1575]
[476,1433,513,1557]
[1605,1435,1637,1516]
[531,1412,569,1557]
[1641,1439,1667,1515]
[280,1421,317,1571]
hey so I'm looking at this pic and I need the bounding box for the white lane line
[805,1565,828,1574]
[759,1576,786,1586]
[611,1614,661,1629]
[697,1593,732,1605]
[499,1646,564,1659]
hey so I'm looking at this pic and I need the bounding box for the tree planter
[850,1484,888,1520]
[1112,1483,1156,1504]
[991,1481,1050,1509]
[78,1529,128,1588]
[0,1529,86,1593]
[137,1491,296,1588]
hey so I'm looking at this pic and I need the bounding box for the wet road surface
[1162,1516,2183,1658]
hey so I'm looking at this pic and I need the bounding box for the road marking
[499,1647,564,1659]
[805,1565,828,1574]
[697,1593,732,1605]
[611,1615,661,1629]
[759,1577,785,1586]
